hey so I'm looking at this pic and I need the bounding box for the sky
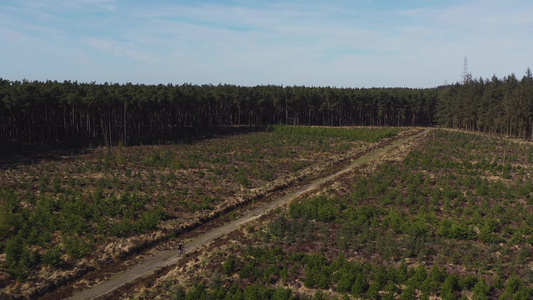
[1,0,533,88]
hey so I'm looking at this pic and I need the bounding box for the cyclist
[178,242,185,255]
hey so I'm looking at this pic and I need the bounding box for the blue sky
[1,0,533,88]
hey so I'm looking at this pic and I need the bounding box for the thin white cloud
[84,37,158,63]
[19,0,117,13]
[396,1,533,79]
[2,0,533,86]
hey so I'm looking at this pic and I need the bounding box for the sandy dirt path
[69,128,431,300]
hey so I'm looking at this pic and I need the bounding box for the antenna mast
[462,57,470,83]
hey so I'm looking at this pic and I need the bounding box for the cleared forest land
[0,126,404,298]
[125,129,533,300]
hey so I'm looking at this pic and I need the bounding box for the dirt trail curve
[69,128,432,300]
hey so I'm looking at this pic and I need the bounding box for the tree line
[0,79,436,150]
[436,68,533,138]
[1,68,533,150]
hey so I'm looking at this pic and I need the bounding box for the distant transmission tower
[462,57,471,83]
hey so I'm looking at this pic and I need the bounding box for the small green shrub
[223,254,238,274]
[42,246,64,268]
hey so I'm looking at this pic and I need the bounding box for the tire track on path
[70,128,432,300]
